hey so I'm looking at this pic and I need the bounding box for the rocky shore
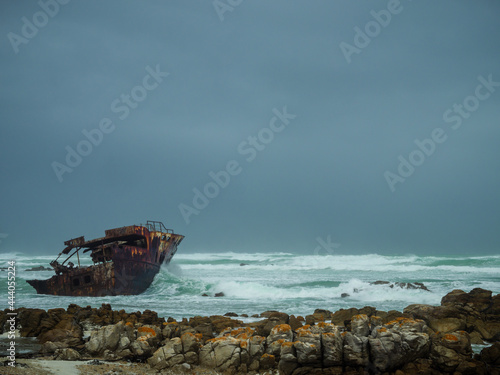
[1,288,499,374]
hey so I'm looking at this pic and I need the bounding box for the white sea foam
[2,251,499,320]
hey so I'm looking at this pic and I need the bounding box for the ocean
[1,252,499,321]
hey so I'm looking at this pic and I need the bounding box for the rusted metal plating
[27,221,184,296]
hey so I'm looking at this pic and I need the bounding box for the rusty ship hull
[27,221,184,297]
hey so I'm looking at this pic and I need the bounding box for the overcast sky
[1,0,499,256]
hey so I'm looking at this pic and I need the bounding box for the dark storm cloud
[0,0,499,255]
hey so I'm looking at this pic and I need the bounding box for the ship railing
[144,220,173,233]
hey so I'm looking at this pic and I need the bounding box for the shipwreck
[27,221,184,296]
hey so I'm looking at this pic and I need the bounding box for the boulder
[430,331,472,373]
[37,317,83,348]
[371,280,430,291]
[199,336,241,372]
[278,341,298,375]
[350,314,370,337]
[130,324,162,357]
[441,288,492,312]
[53,348,81,360]
[85,321,134,359]
[148,337,184,370]
[18,309,49,337]
[404,304,466,333]
[40,340,67,354]
[479,341,500,366]
[294,326,321,365]
[342,332,369,368]
[321,329,343,367]
[330,308,360,327]
[266,324,294,356]
[369,318,430,372]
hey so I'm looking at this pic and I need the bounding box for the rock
[131,325,162,357]
[331,308,360,327]
[260,353,276,370]
[85,321,134,359]
[37,316,83,348]
[40,341,67,354]
[201,293,209,297]
[266,324,293,356]
[350,314,370,337]
[224,312,238,317]
[314,309,334,320]
[209,315,244,335]
[214,292,225,297]
[251,312,289,337]
[54,347,81,360]
[321,328,343,367]
[240,263,248,266]
[148,337,184,370]
[404,304,466,333]
[289,315,303,331]
[456,359,488,375]
[371,280,430,291]
[430,331,471,373]
[294,326,321,365]
[341,293,350,298]
[441,288,492,312]
[199,336,241,372]
[278,341,298,375]
[478,341,500,366]
[369,318,430,372]
[18,308,49,337]
[181,332,203,354]
[342,332,369,368]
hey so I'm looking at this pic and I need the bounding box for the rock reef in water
[1,288,500,374]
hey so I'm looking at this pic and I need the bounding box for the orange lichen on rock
[352,314,368,321]
[281,341,295,348]
[377,327,387,333]
[138,326,157,336]
[386,317,417,327]
[240,340,248,348]
[261,353,275,359]
[273,324,292,333]
[317,322,335,328]
[125,322,134,327]
[443,334,459,342]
